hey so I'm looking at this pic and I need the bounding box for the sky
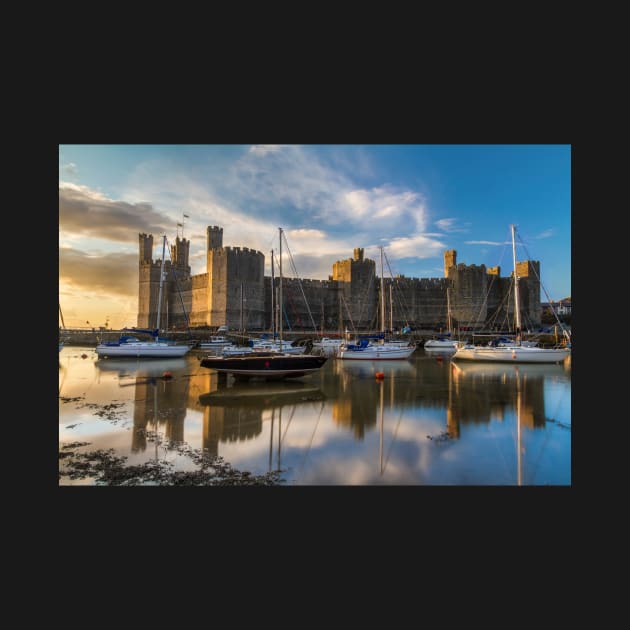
[59,144,571,330]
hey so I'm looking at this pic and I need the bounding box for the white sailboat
[452,225,570,364]
[96,235,193,358]
[338,247,416,360]
[311,336,344,357]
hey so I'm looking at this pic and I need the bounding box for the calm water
[58,346,572,485]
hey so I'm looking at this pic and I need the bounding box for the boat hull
[452,345,570,363]
[200,353,328,380]
[338,345,416,360]
[95,343,192,358]
[424,339,458,349]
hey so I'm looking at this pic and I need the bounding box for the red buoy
[163,371,173,379]
[375,371,385,380]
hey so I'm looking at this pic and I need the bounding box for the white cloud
[535,229,554,239]
[385,234,448,260]
[435,217,469,233]
[59,180,108,200]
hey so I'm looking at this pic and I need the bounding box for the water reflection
[449,360,570,484]
[449,361,566,431]
[330,359,417,439]
[60,348,571,485]
[98,360,192,452]
[198,381,326,458]
[95,357,188,377]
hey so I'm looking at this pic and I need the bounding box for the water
[58,346,571,485]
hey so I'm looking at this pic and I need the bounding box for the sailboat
[338,247,416,360]
[424,286,458,349]
[95,235,193,358]
[452,225,570,364]
[200,228,328,380]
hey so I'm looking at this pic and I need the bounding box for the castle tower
[170,236,190,270]
[139,233,154,264]
[332,249,377,330]
[513,259,542,327]
[207,246,265,329]
[444,250,456,277]
[207,226,223,250]
[137,234,167,329]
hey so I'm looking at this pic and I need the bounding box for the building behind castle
[138,225,542,332]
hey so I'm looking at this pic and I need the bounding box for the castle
[138,225,542,332]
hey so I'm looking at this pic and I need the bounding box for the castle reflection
[330,359,418,439]
[198,380,325,456]
[99,354,567,457]
[95,358,191,453]
[448,361,565,437]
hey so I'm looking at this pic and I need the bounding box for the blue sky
[59,144,571,329]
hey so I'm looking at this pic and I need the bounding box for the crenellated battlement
[138,227,543,330]
[282,277,338,288]
[215,246,264,258]
[387,276,449,286]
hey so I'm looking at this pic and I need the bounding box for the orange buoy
[162,371,173,379]
[375,371,385,380]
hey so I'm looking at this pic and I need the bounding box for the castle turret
[444,250,456,277]
[138,234,164,328]
[333,249,377,329]
[139,233,154,264]
[170,236,190,269]
[207,226,223,250]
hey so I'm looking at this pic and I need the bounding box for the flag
[183,214,190,218]
[177,222,183,227]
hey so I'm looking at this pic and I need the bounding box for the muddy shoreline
[59,396,284,486]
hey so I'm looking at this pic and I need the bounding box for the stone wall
[138,229,543,332]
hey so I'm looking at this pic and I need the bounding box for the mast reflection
[448,362,562,433]
[331,359,416,439]
[198,381,325,458]
[94,358,191,453]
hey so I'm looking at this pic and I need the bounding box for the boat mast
[379,379,384,475]
[511,224,522,343]
[380,246,385,337]
[240,283,244,335]
[270,248,276,338]
[516,367,522,486]
[389,284,393,334]
[446,285,452,334]
[156,234,167,338]
[279,228,283,350]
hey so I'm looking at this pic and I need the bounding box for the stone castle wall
[138,227,543,331]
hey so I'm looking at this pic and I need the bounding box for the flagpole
[182,212,190,239]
